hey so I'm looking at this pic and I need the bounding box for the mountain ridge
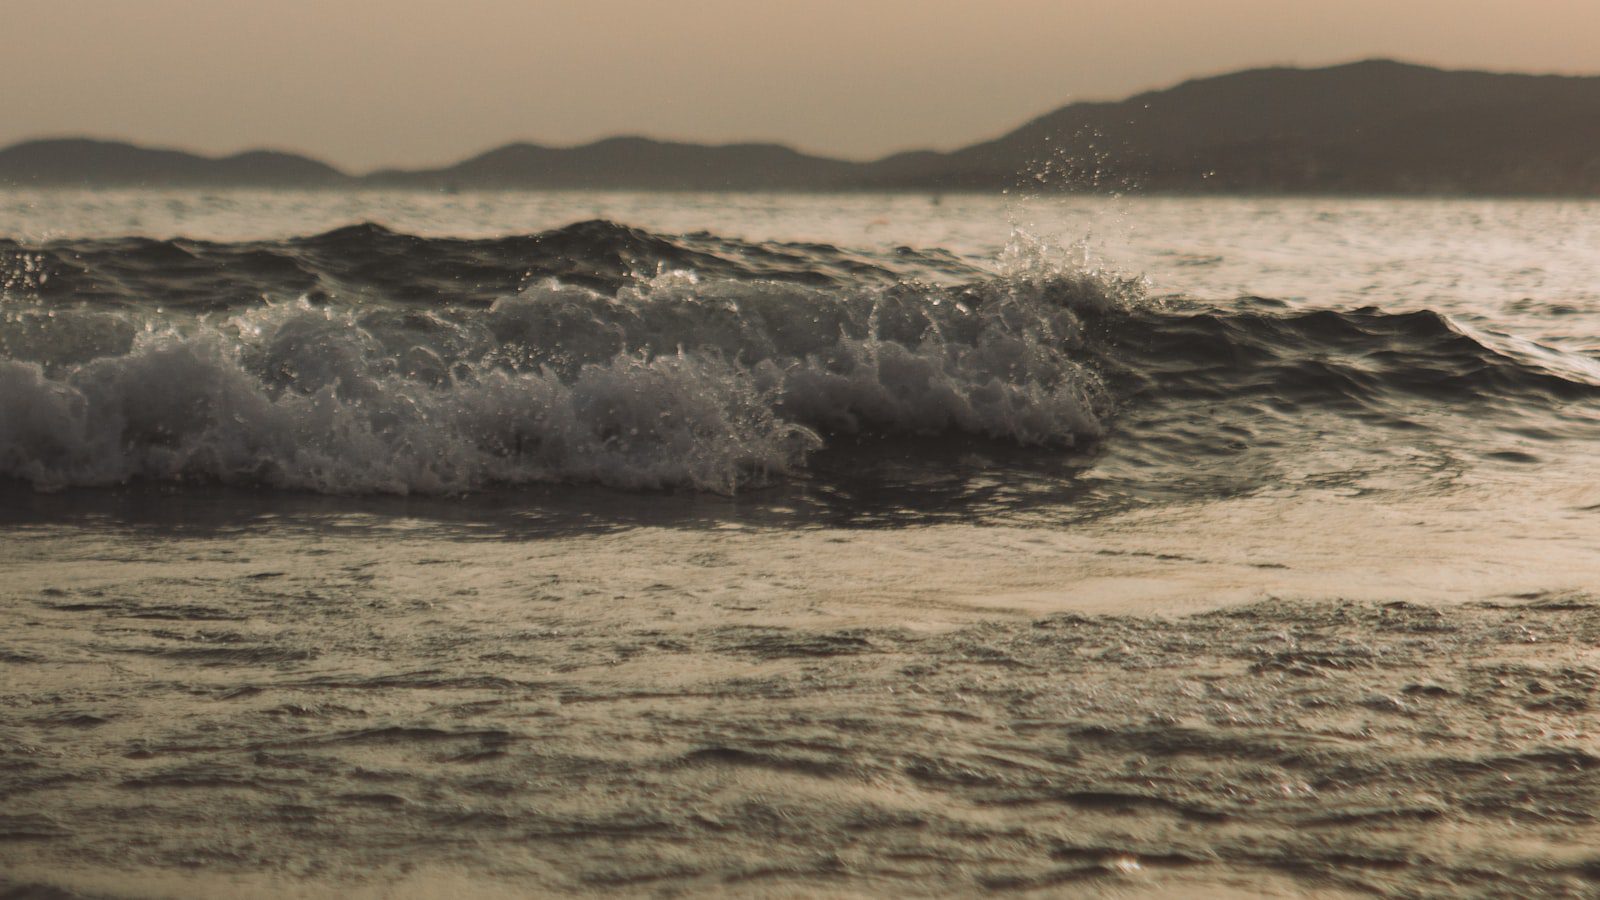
[5,60,1599,195]
[0,137,348,187]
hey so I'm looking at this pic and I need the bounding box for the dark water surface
[3,193,1600,897]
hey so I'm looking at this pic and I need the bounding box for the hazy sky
[6,0,1598,171]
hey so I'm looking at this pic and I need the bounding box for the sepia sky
[5,0,1598,171]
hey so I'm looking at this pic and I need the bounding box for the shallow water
[3,191,1599,897]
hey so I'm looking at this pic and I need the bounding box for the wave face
[2,220,1597,497]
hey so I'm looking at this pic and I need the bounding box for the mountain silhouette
[0,138,346,187]
[367,137,861,190]
[4,61,1598,195]
[872,60,1600,194]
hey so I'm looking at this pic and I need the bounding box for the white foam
[0,274,1118,494]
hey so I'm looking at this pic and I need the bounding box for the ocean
[4,190,1600,897]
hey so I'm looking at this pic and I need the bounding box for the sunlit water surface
[3,190,1599,897]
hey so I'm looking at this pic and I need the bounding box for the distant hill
[5,61,1600,195]
[367,136,862,190]
[0,138,348,187]
[866,60,1600,195]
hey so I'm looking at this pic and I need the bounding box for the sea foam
[0,268,1115,494]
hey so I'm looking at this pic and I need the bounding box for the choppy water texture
[3,192,1600,897]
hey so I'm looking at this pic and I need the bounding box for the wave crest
[0,265,1117,493]
[6,220,1596,497]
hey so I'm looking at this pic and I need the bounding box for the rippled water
[3,190,1599,898]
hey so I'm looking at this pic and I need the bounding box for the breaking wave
[1,221,1595,494]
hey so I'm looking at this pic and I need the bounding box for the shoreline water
[4,191,1599,896]
[6,505,1600,897]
